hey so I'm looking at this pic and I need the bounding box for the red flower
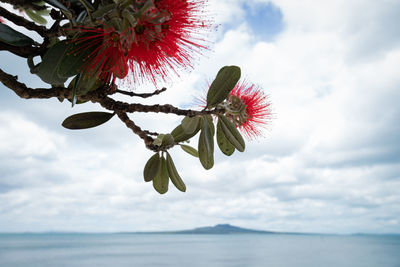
[70,25,130,87]
[127,0,209,83]
[226,81,271,139]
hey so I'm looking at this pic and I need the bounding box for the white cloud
[0,0,399,234]
[0,112,64,157]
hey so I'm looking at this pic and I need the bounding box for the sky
[0,0,400,234]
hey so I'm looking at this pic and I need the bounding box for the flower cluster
[70,0,209,87]
[70,25,130,87]
[224,81,271,139]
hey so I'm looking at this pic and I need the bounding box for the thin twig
[143,130,159,136]
[116,111,158,151]
[115,87,167,98]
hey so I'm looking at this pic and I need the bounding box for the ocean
[0,233,399,267]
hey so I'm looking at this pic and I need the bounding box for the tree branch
[0,42,42,58]
[0,6,50,37]
[0,0,47,11]
[115,87,167,98]
[93,95,224,117]
[0,67,225,117]
[0,68,71,99]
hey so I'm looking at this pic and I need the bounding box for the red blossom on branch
[127,0,209,83]
[70,26,130,87]
[227,81,272,139]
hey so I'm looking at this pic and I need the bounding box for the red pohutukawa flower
[224,81,271,139]
[127,0,209,83]
[70,26,130,87]
[68,0,209,86]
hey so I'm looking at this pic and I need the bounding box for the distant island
[122,224,321,235]
[171,224,274,234]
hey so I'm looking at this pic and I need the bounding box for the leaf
[217,121,235,156]
[37,40,68,85]
[198,116,214,170]
[25,9,48,25]
[166,152,186,192]
[154,134,174,147]
[205,115,215,135]
[218,115,245,152]
[58,40,92,78]
[0,23,35,47]
[75,0,95,11]
[92,3,116,19]
[171,125,199,143]
[206,66,241,108]
[143,153,161,182]
[161,134,174,146]
[62,112,115,130]
[43,0,71,13]
[153,134,164,146]
[68,74,101,97]
[180,144,199,158]
[153,156,169,194]
[76,10,88,23]
[181,116,201,135]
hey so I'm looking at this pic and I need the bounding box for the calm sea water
[0,233,399,267]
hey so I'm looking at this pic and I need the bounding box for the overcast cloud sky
[0,0,400,234]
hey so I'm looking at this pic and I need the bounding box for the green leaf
[62,111,115,130]
[143,153,161,182]
[166,152,186,192]
[25,9,48,25]
[58,40,92,78]
[171,125,199,143]
[153,156,169,194]
[180,144,199,158]
[205,115,215,135]
[218,115,245,152]
[35,8,51,16]
[217,121,235,156]
[37,40,68,85]
[68,74,101,97]
[161,134,174,146]
[76,10,88,23]
[198,116,214,170]
[0,23,35,47]
[92,3,116,19]
[43,0,71,13]
[154,134,174,147]
[206,66,241,108]
[76,0,95,11]
[181,116,201,135]
[153,134,164,146]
